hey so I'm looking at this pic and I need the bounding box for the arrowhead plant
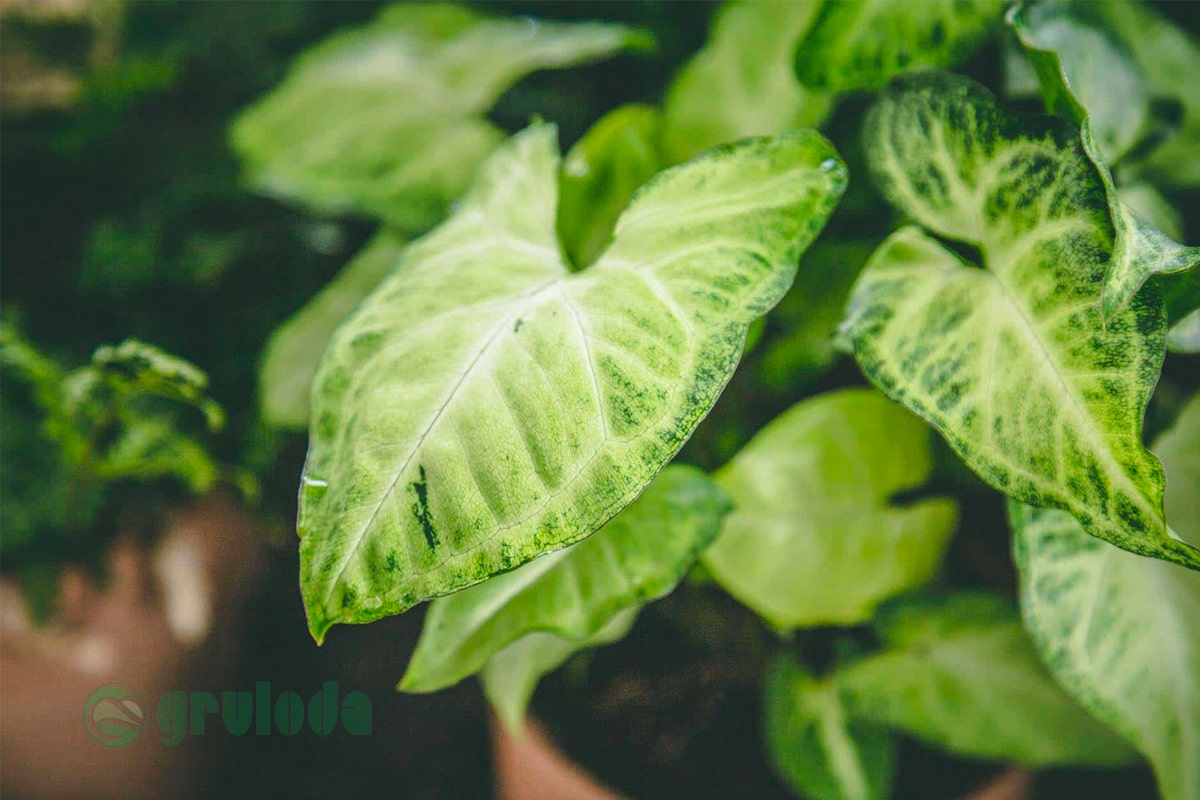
[227,2,1200,796]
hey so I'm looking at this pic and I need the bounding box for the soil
[528,584,1161,800]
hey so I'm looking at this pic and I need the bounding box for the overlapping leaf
[793,0,1003,92]
[842,72,1199,570]
[231,4,650,230]
[557,105,666,270]
[662,0,831,163]
[836,593,1135,766]
[1006,4,1200,317]
[765,657,894,800]
[259,233,406,428]
[401,466,728,693]
[299,122,846,641]
[1012,396,1200,800]
[481,607,637,733]
[702,388,957,629]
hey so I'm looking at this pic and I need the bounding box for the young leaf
[299,123,846,641]
[702,389,957,629]
[259,233,406,429]
[765,657,895,800]
[1006,5,1200,317]
[1012,396,1200,800]
[400,465,729,693]
[842,72,1199,571]
[230,4,651,231]
[793,0,1003,92]
[662,0,831,163]
[482,608,637,733]
[837,593,1135,766]
[557,104,666,270]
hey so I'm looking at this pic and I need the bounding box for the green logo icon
[84,684,146,748]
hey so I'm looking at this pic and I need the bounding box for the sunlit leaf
[842,72,1198,570]
[299,122,846,641]
[702,388,957,629]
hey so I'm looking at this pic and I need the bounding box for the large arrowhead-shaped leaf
[662,0,831,163]
[792,0,1003,92]
[400,465,728,692]
[836,593,1135,766]
[702,388,957,629]
[230,4,650,230]
[260,233,406,429]
[765,657,895,800]
[1006,4,1200,317]
[557,104,667,270]
[1012,396,1200,800]
[299,122,846,641]
[842,72,1199,571]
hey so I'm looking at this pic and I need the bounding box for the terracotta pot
[0,493,265,800]
[491,713,1033,800]
[491,713,627,800]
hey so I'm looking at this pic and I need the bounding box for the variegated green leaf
[842,72,1199,570]
[765,657,895,800]
[1006,5,1200,317]
[1013,396,1200,800]
[231,4,650,230]
[557,104,666,270]
[662,0,831,163]
[702,388,957,629]
[299,122,846,641]
[400,465,728,692]
[482,608,637,733]
[260,233,406,429]
[837,593,1135,766]
[793,0,1003,92]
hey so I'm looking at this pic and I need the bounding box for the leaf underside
[298,122,846,641]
